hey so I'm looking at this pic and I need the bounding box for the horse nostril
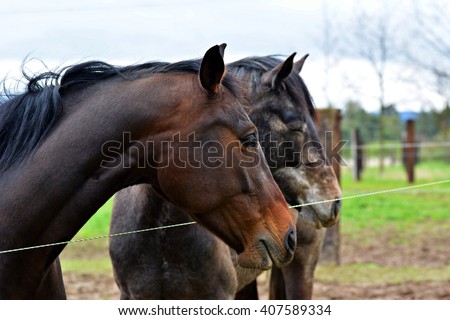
[332,197,342,219]
[284,227,297,254]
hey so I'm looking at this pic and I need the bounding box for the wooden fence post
[405,120,415,184]
[351,128,363,181]
[316,108,342,265]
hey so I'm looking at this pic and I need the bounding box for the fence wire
[1,178,449,255]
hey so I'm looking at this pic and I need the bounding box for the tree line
[341,101,450,144]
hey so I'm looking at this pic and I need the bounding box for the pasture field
[60,160,450,299]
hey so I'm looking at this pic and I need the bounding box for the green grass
[61,258,112,275]
[74,197,114,239]
[340,161,450,232]
[332,161,450,289]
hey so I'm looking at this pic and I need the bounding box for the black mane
[60,59,237,94]
[0,71,61,173]
[0,59,238,172]
[228,55,316,118]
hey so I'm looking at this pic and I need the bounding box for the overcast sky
[0,0,446,111]
[0,0,327,61]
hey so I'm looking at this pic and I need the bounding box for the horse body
[111,185,237,299]
[110,54,341,299]
[0,45,295,299]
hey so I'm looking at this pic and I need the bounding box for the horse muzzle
[236,224,296,270]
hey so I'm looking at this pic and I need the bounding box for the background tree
[408,0,450,104]
[383,104,402,142]
[403,0,450,144]
[342,100,378,143]
[342,0,403,172]
[319,0,341,107]
[416,108,440,140]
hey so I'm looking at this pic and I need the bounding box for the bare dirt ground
[63,225,450,300]
[63,273,450,300]
[313,281,450,299]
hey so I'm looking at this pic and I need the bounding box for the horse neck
[0,74,190,293]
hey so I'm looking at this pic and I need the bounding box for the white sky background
[0,0,447,111]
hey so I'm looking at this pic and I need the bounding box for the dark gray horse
[109,54,342,299]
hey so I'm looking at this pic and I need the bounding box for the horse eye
[241,133,258,148]
[286,120,305,132]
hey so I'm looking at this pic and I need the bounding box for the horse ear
[199,43,227,94]
[262,52,296,89]
[293,53,309,74]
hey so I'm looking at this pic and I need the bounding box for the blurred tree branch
[343,0,401,172]
[406,0,450,103]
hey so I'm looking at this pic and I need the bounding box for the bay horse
[0,44,297,299]
[109,53,341,299]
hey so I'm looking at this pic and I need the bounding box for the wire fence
[342,141,450,150]
[340,139,450,169]
[1,178,449,255]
